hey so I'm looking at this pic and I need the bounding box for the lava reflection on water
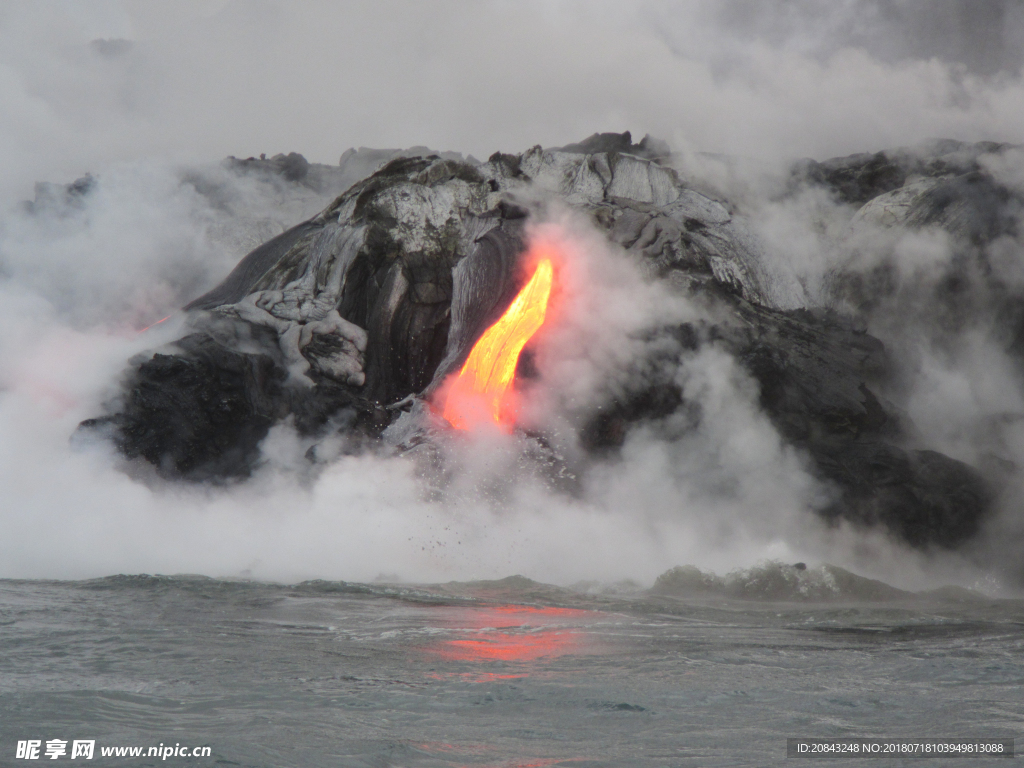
[438,631,579,662]
[425,604,601,664]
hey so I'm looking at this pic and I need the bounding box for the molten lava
[442,256,554,431]
[137,314,173,335]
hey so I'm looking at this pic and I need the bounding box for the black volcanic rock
[724,299,989,547]
[818,141,1024,368]
[793,139,1020,207]
[552,131,671,161]
[904,171,1018,243]
[79,132,1012,547]
[796,151,908,206]
[83,334,287,479]
[226,152,311,183]
[22,174,96,216]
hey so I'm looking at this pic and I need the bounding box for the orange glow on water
[442,254,554,431]
[437,631,580,662]
[424,604,600,665]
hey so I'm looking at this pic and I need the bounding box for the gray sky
[2,0,1023,203]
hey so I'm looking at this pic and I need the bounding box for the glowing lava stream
[442,256,554,431]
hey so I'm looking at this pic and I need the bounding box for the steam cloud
[1,1,1022,592]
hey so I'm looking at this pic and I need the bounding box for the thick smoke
[4,1,1024,203]
[1,1,1021,592]
[693,0,1024,77]
[678,143,1024,589]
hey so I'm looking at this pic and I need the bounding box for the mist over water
[2,1,1023,594]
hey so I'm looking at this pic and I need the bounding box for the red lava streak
[442,253,555,431]
[137,315,172,334]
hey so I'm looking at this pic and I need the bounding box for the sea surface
[2,564,1022,767]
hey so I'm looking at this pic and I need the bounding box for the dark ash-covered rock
[82,334,287,480]
[792,138,1018,207]
[79,132,1018,548]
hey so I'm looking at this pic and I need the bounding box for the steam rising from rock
[1,2,1023,593]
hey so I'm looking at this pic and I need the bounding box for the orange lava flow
[442,257,554,431]
[137,314,172,335]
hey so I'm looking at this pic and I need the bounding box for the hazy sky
[2,0,1023,203]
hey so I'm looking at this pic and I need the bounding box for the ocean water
[2,565,1022,767]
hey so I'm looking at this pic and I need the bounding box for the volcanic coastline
[71,132,1024,551]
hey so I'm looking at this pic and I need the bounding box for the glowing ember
[442,255,554,431]
[137,314,173,334]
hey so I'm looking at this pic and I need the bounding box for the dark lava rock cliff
[80,132,1024,549]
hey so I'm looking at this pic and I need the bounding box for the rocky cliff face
[80,132,1024,549]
